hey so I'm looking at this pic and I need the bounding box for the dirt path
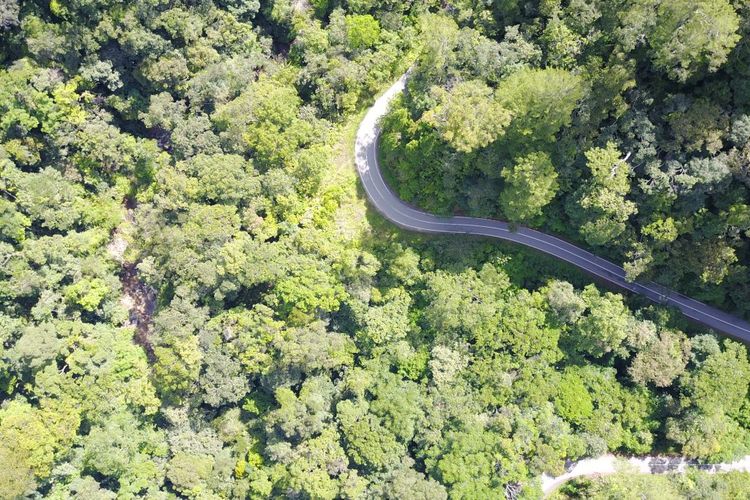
[541,454,750,495]
[107,202,156,360]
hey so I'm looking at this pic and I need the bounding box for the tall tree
[649,0,741,82]
[423,80,511,153]
[499,151,559,222]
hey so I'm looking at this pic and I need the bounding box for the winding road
[354,73,750,343]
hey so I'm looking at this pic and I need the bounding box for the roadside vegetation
[554,469,750,499]
[1,0,750,498]
[381,0,750,320]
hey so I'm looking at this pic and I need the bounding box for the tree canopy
[1,0,750,498]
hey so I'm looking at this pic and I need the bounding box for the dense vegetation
[1,0,749,498]
[381,0,750,320]
[556,469,750,499]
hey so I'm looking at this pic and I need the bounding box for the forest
[380,0,750,319]
[0,0,750,498]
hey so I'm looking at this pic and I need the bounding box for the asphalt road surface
[354,73,750,343]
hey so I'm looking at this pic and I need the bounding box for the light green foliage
[497,67,585,145]
[662,342,750,460]
[500,290,562,361]
[649,0,741,81]
[500,151,559,222]
[555,369,594,425]
[266,377,335,440]
[64,277,109,311]
[577,189,638,245]
[0,60,85,138]
[642,216,678,244]
[241,77,306,169]
[574,285,632,358]
[666,409,750,461]
[370,463,448,499]
[345,14,381,50]
[581,56,637,125]
[337,399,407,471]
[167,452,215,497]
[563,471,683,499]
[576,365,657,453]
[542,17,583,69]
[585,142,630,192]
[152,302,206,399]
[283,427,354,499]
[416,14,460,83]
[545,280,586,324]
[81,412,167,496]
[679,342,750,415]
[667,97,729,154]
[204,306,279,375]
[428,345,467,388]
[0,197,30,242]
[387,244,421,286]
[276,321,357,375]
[0,399,79,496]
[428,421,526,498]
[691,240,738,285]
[11,167,84,231]
[423,80,511,153]
[629,330,691,387]
[572,142,637,246]
[139,51,191,91]
[272,263,347,318]
[359,288,411,347]
[422,264,510,346]
[181,153,258,204]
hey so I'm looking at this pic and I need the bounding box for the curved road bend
[354,73,750,343]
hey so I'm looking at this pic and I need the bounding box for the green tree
[0,400,78,495]
[415,14,460,84]
[576,365,657,454]
[570,142,637,246]
[497,67,585,149]
[428,421,526,498]
[167,452,215,497]
[371,462,448,499]
[423,80,511,153]
[541,16,582,69]
[679,341,750,415]
[573,285,632,358]
[628,330,691,387]
[358,288,411,348]
[337,399,406,472]
[545,280,586,324]
[499,151,559,222]
[422,264,510,346]
[80,412,167,497]
[554,369,594,426]
[345,14,381,50]
[649,0,741,82]
[666,410,750,460]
